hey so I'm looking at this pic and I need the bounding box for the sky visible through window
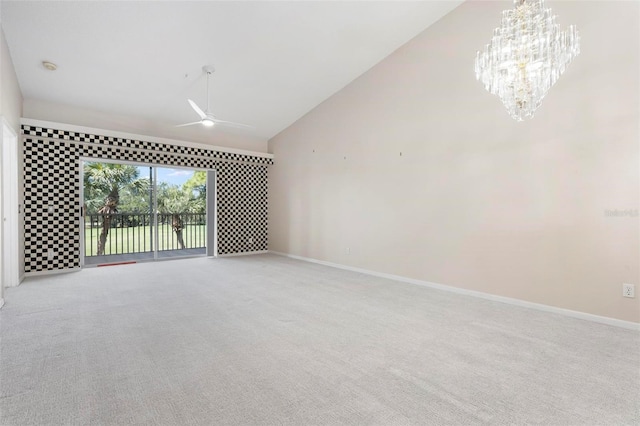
[136,166,194,187]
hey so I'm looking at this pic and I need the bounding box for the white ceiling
[2,1,463,143]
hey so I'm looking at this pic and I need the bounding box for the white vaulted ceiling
[1,1,463,145]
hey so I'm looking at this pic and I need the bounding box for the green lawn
[84,224,207,256]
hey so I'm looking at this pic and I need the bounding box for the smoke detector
[42,61,57,71]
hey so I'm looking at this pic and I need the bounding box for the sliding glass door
[81,160,213,266]
[155,167,208,258]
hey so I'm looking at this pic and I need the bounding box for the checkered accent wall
[217,163,269,253]
[22,125,271,273]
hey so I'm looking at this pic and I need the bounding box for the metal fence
[84,213,206,257]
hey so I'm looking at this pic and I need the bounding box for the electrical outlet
[623,284,635,298]
[47,249,54,261]
[346,247,351,255]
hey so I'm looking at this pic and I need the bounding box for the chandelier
[475,0,580,121]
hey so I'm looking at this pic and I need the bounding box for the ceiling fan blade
[175,121,202,128]
[188,99,207,120]
[212,119,252,128]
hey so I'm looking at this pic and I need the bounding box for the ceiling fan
[177,65,250,129]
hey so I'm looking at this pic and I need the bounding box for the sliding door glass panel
[156,167,207,259]
[83,161,153,264]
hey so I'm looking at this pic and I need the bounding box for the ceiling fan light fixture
[177,65,251,130]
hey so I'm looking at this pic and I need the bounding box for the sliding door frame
[206,170,217,257]
[79,157,216,267]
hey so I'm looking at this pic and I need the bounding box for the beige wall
[23,99,268,153]
[268,1,640,323]
[1,29,22,131]
[0,26,24,302]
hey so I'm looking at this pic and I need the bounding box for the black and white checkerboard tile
[22,125,270,273]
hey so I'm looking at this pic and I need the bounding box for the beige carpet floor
[1,254,638,425]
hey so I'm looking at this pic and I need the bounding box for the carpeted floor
[1,254,638,425]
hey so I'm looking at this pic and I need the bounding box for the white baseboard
[218,250,269,258]
[269,251,640,332]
